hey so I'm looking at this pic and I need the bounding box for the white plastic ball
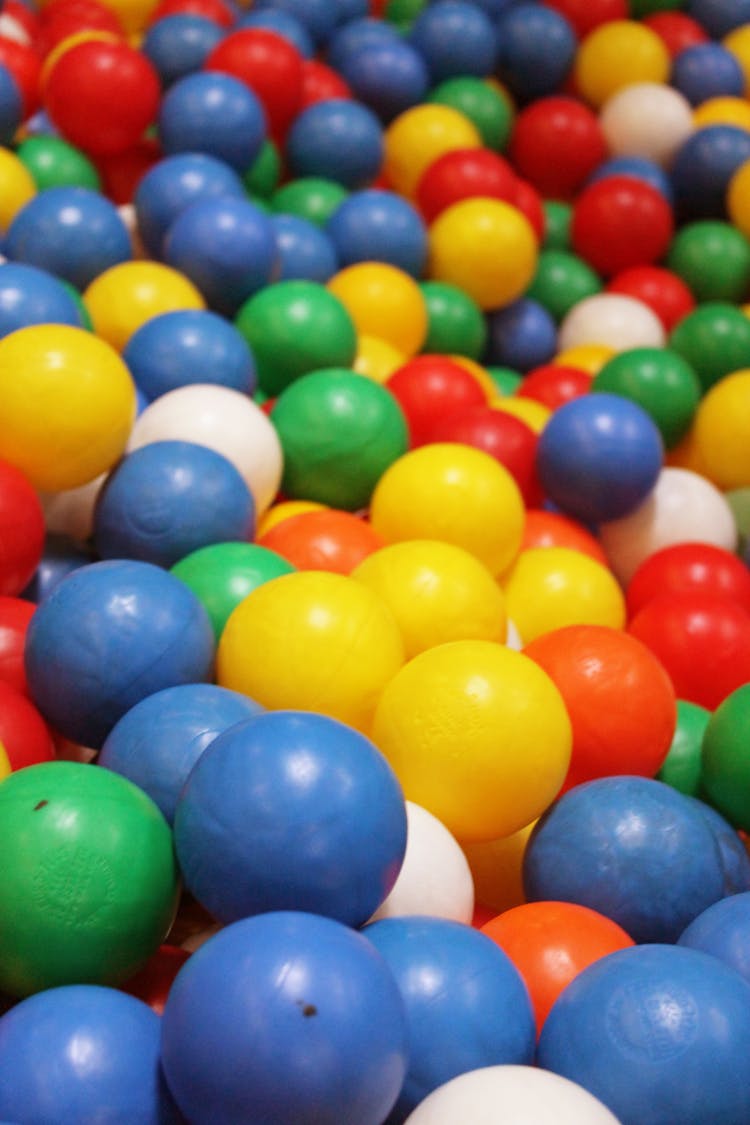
[127,384,283,515]
[369,801,475,925]
[599,466,738,584]
[599,83,695,168]
[39,474,107,542]
[404,1065,622,1124]
[558,295,666,353]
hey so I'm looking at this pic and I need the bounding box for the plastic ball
[427,197,538,312]
[558,293,666,352]
[605,265,696,333]
[0,760,179,995]
[236,8,314,57]
[426,75,514,151]
[669,301,750,391]
[678,891,750,983]
[326,16,399,71]
[370,800,474,925]
[495,3,576,102]
[571,175,674,278]
[134,151,246,258]
[481,902,634,1036]
[328,260,428,356]
[598,82,695,167]
[174,710,406,925]
[520,508,608,564]
[509,96,607,200]
[656,699,710,796]
[526,250,602,324]
[371,639,572,842]
[0,985,176,1123]
[0,680,55,769]
[235,279,357,397]
[429,406,541,506]
[524,624,676,790]
[271,213,339,282]
[286,98,383,189]
[627,542,750,619]
[403,1065,622,1125]
[369,443,526,577]
[217,570,404,731]
[83,259,205,351]
[258,507,383,574]
[670,124,750,221]
[415,147,515,227]
[157,70,266,172]
[383,103,481,199]
[517,362,592,410]
[161,912,408,1125]
[385,354,486,446]
[599,466,738,584]
[25,559,214,748]
[336,37,429,122]
[574,20,670,108]
[693,369,750,488]
[163,195,278,316]
[591,347,701,448]
[0,458,44,596]
[352,539,507,658]
[672,41,746,104]
[325,188,427,276]
[485,299,558,373]
[699,685,750,829]
[14,136,98,197]
[365,916,534,1121]
[252,0,338,46]
[0,261,83,338]
[141,13,225,86]
[420,280,487,360]
[204,27,304,142]
[271,175,349,226]
[408,1,497,82]
[668,220,750,304]
[538,944,750,1125]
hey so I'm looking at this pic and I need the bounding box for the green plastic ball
[427,76,514,151]
[702,684,750,831]
[669,303,750,392]
[419,280,488,360]
[271,177,349,227]
[592,347,702,448]
[543,201,572,250]
[243,139,282,198]
[486,365,523,395]
[667,221,750,304]
[0,761,179,998]
[526,250,602,322]
[236,280,358,398]
[657,699,711,797]
[171,542,295,640]
[271,368,409,510]
[15,135,101,192]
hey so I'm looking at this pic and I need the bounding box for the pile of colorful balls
[2,0,750,1120]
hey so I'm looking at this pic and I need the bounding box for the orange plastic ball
[256,508,384,575]
[521,509,609,566]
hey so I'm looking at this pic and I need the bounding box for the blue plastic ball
[670,125,750,221]
[408,0,498,82]
[536,392,664,524]
[332,0,370,23]
[671,43,745,106]
[337,39,430,122]
[285,98,384,189]
[99,683,263,823]
[134,152,246,257]
[142,15,226,87]
[174,709,407,926]
[22,533,93,603]
[0,985,179,1125]
[0,64,22,147]
[94,440,256,568]
[158,71,266,173]
[524,776,727,943]
[251,0,339,45]
[163,196,278,315]
[5,187,132,290]
[326,17,399,71]
[538,944,750,1125]
[485,297,558,372]
[270,213,339,282]
[161,912,408,1125]
[689,796,750,896]
[495,2,577,102]
[25,559,215,748]
[0,262,84,339]
[686,0,750,36]
[235,8,314,56]
[679,891,750,984]
[587,156,674,204]
[364,916,535,1122]
[325,188,427,276]
[123,308,256,401]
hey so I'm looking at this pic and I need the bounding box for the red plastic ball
[148,0,235,27]
[517,364,591,410]
[0,681,55,770]
[300,58,352,109]
[36,0,125,57]
[509,96,607,201]
[44,38,161,155]
[642,12,710,56]
[520,508,608,565]
[122,944,191,1016]
[385,355,488,448]
[429,405,542,507]
[0,460,45,598]
[626,543,750,620]
[628,592,750,710]
[606,266,696,333]
[0,37,41,118]
[541,0,628,39]
[415,148,517,223]
[95,135,162,204]
[572,176,674,278]
[257,509,384,574]
[511,177,546,243]
[205,28,304,142]
[0,597,36,697]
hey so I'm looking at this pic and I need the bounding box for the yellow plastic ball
[369,443,526,577]
[427,198,538,311]
[724,25,750,95]
[83,261,205,351]
[0,147,36,231]
[371,640,572,842]
[327,263,428,358]
[502,546,626,643]
[728,159,750,241]
[575,21,671,108]
[216,570,404,733]
[693,369,750,490]
[693,97,750,131]
[352,539,507,659]
[0,743,10,783]
[353,334,407,383]
[384,103,482,199]
[461,822,536,913]
[255,499,327,538]
[0,324,136,491]
[492,396,551,434]
[555,343,616,374]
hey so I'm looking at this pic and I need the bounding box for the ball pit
[4,0,750,1118]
